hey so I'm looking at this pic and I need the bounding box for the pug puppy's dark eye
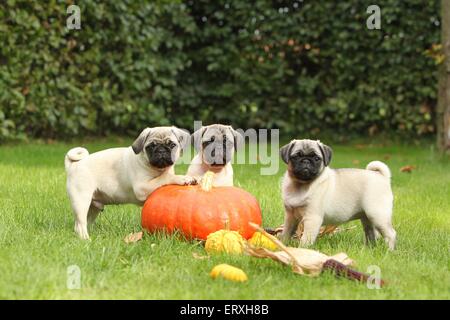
[314,156,321,161]
[168,142,176,149]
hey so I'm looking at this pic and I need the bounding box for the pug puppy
[280,139,396,250]
[187,124,242,186]
[65,126,197,240]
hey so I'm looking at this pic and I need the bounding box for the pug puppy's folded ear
[171,127,191,154]
[280,141,294,164]
[191,127,206,152]
[229,127,244,150]
[318,141,333,167]
[132,128,152,154]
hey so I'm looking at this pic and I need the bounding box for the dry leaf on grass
[320,225,338,235]
[192,252,210,260]
[400,165,416,173]
[124,231,143,243]
[352,160,361,165]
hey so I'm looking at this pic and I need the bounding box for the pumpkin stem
[200,171,215,191]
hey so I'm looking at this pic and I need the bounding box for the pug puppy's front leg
[299,212,323,247]
[280,206,300,243]
[133,172,197,202]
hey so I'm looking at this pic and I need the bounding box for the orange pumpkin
[141,172,262,240]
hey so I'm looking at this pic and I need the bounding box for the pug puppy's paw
[185,176,199,185]
[175,175,198,186]
[194,176,204,184]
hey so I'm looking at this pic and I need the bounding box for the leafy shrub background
[0,0,441,140]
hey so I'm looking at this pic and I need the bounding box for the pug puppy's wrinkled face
[145,135,179,168]
[193,124,242,167]
[132,127,190,169]
[280,139,333,183]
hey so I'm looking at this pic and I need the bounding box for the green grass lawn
[0,139,449,299]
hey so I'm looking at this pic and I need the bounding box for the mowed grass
[0,139,449,299]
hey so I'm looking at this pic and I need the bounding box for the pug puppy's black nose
[156,145,169,153]
[301,159,310,165]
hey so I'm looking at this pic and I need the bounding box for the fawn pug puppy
[280,139,396,250]
[65,126,197,240]
[187,124,243,186]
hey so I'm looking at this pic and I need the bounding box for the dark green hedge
[0,0,441,140]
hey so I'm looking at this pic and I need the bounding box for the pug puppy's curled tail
[366,161,391,179]
[65,147,89,171]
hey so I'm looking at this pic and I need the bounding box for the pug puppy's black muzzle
[204,144,232,167]
[290,157,321,182]
[146,145,174,169]
[210,154,230,167]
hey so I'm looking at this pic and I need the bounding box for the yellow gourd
[205,229,245,254]
[210,264,248,282]
[248,231,278,251]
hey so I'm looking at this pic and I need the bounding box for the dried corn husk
[246,245,353,276]
[246,223,354,277]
